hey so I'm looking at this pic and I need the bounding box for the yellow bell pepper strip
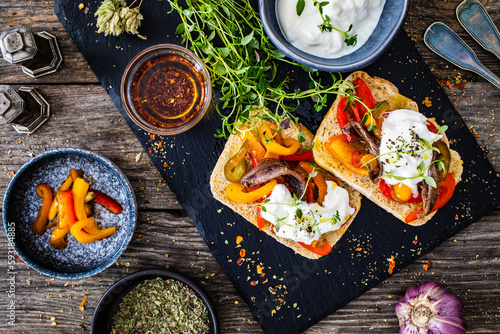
[266,137,301,156]
[73,178,90,221]
[92,190,124,214]
[238,128,266,163]
[259,124,282,160]
[224,140,249,183]
[84,203,93,217]
[32,184,53,235]
[50,224,70,242]
[48,169,84,220]
[70,217,116,243]
[58,190,78,228]
[226,179,278,203]
[324,135,369,176]
[299,162,327,205]
[49,231,68,249]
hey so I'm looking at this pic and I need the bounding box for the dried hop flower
[95,0,145,39]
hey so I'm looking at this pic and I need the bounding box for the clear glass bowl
[121,44,212,135]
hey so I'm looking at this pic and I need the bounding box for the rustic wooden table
[0,0,499,333]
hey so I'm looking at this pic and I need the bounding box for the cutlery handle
[424,22,500,90]
[457,0,500,60]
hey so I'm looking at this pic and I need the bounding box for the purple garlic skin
[395,281,466,334]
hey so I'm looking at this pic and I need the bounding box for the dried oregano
[95,0,146,39]
[111,277,210,334]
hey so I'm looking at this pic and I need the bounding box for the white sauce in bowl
[261,181,355,244]
[277,0,386,58]
[379,109,442,195]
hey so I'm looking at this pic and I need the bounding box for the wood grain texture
[0,0,499,333]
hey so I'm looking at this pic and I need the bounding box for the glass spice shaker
[0,25,63,78]
[0,85,50,134]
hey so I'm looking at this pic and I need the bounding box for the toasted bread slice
[313,71,463,226]
[210,110,362,259]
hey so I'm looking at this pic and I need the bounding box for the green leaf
[268,49,285,59]
[417,160,426,173]
[175,23,185,35]
[241,31,254,46]
[296,0,305,15]
[439,125,448,133]
[275,221,282,232]
[360,113,369,126]
[424,176,437,188]
[261,206,267,213]
[214,63,227,76]
[296,208,303,219]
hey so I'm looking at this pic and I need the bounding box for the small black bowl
[91,269,219,334]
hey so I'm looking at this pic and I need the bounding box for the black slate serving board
[55,1,500,333]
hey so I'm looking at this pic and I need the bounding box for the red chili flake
[445,81,452,89]
[423,97,432,107]
[453,99,459,104]
[236,258,243,265]
[157,142,163,149]
[163,163,168,168]
[438,79,447,85]
[47,281,51,285]
[388,256,396,275]
[454,83,465,90]
[240,248,246,258]
[150,134,156,140]
[15,253,23,262]
[236,236,243,245]
[250,280,258,286]
[355,247,362,251]
[424,260,432,271]
[148,149,152,154]
[412,235,419,244]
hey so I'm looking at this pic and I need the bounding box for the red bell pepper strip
[299,161,328,205]
[426,120,439,134]
[298,239,333,256]
[59,190,78,228]
[249,152,259,167]
[92,190,123,214]
[337,97,356,142]
[257,205,265,231]
[281,149,314,161]
[353,78,375,120]
[405,174,456,223]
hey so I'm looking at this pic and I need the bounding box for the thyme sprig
[296,0,357,46]
[168,0,351,139]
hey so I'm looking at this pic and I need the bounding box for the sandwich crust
[313,71,463,226]
[210,110,362,259]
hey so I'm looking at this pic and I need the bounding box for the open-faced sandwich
[210,110,361,259]
[314,71,463,226]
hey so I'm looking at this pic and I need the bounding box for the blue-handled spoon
[456,0,500,61]
[424,22,500,90]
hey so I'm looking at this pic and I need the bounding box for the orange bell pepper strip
[298,161,327,205]
[324,135,369,176]
[226,180,277,203]
[238,128,266,163]
[48,169,84,220]
[298,239,332,256]
[50,224,70,242]
[58,190,78,228]
[70,217,116,243]
[73,178,90,221]
[32,184,53,235]
[405,174,456,223]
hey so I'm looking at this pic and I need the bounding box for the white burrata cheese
[277,0,386,58]
[261,181,355,244]
[379,109,442,194]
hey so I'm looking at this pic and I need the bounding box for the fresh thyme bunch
[95,0,146,39]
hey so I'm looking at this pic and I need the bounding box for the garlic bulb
[395,281,466,334]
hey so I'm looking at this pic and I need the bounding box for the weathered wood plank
[0,85,181,210]
[0,210,499,333]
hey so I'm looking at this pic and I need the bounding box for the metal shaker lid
[0,85,24,124]
[0,25,37,64]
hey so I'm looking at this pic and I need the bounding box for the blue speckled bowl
[2,148,137,279]
[259,0,410,72]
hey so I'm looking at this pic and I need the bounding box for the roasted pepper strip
[337,98,356,142]
[50,224,70,242]
[58,190,78,228]
[92,190,123,214]
[298,239,332,256]
[32,184,53,235]
[224,140,249,183]
[405,174,456,223]
[325,135,369,176]
[353,78,375,120]
[281,149,314,161]
[49,229,68,249]
[238,128,266,163]
[48,170,84,220]
[266,138,301,156]
[299,161,327,205]
[259,124,282,159]
[70,217,116,243]
[226,179,277,203]
[73,178,90,221]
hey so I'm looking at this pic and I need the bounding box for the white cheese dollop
[277,0,386,58]
[261,181,355,244]
[379,109,441,194]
